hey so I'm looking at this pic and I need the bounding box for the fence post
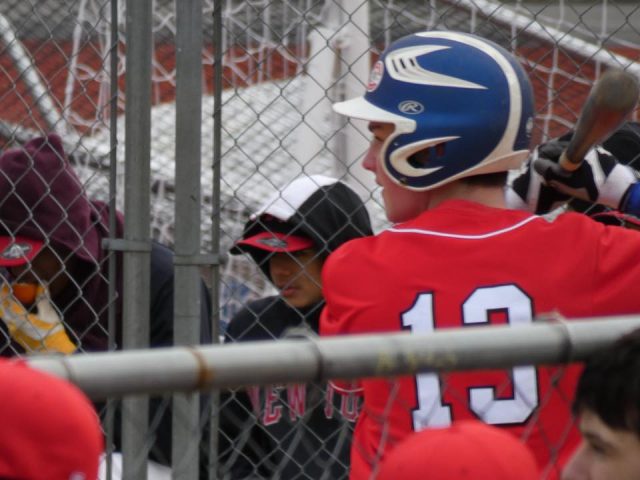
[173,0,204,477]
[208,1,224,478]
[103,0,121,478]
[123,0,153,478]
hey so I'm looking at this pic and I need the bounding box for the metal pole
[123,0,153,478]
[208,2,224,478]
[0,13,66,132]
[29,316,640,400]
[331,0,374,198]
[104,0,120,478]
[173,0,203,476]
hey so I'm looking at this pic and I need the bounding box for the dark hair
[572,328,640,436]
[460,171,508,188]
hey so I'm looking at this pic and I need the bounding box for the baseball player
[320,30,640,479]
[219,175,372,479]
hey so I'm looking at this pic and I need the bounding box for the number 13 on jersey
[402,284,540,430]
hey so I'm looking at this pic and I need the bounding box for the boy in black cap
[219,174,372,479]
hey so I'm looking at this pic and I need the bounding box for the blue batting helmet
[333,31,535,191]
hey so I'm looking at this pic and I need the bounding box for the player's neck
[427,182,507,210]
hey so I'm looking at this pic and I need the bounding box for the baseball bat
[535,68,640,176]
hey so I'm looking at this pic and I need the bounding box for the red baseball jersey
[320,199,640,480]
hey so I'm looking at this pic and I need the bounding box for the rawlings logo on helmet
[398,101,424,114]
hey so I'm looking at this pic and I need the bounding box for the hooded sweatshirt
[0,135,199,353]
[220,175,372,479]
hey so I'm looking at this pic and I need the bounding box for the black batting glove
[507,139,638,214]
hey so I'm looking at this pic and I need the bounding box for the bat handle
[558,151,581,172]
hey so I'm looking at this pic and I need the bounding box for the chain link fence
[0,0,639,479]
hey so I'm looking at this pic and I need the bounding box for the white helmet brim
[333,96,415,131]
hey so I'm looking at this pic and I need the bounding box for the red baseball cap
[0,359,104,480]
[0,236,44,267]
[232,231,314,253]
[376,420,539,480]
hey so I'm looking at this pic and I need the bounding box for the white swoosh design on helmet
[385,45,487,89]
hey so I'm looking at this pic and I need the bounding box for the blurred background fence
[2,0,639,324]
[0,0,639,479]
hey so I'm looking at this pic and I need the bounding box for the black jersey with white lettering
[219,296,359,480]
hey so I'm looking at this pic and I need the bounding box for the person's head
[0,358,104,480]
[333,31,535,222]
[376,420,539,480]
[562,328,640,480]
[0,135,102,298]
[235,226,324,309]
[230,175,372,309]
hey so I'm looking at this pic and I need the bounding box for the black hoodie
[220,175,372,479]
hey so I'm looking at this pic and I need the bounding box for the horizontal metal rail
[460,0,640,75]
[27,315,640,400]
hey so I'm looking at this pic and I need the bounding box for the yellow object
[0,284,76,355]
